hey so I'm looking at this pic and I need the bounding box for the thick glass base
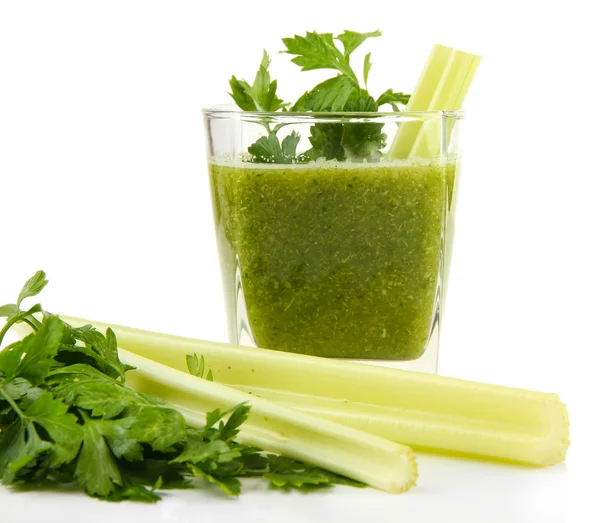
[235,329,439,373]
[348,321,439,373]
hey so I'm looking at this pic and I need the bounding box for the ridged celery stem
[119,349,417,493]
[388,44,481,159]
[61,316,570,467]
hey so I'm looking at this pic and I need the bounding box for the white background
[0,1,598,521]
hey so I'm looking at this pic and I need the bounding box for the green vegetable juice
[210,159,456,360]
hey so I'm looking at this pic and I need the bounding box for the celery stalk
[118,349,417,493]
[61,316,570,467]
[230,386,569,466]
[388,44,453,159]
[388,44,481,159]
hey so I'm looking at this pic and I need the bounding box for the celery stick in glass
[388,44,453,159]
[388,44,481,159]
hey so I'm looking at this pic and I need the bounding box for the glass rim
[203,105,464,123]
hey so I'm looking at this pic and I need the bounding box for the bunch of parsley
[229,30,410,163]
[0,272,362,502]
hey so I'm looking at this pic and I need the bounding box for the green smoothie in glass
[210,159,455,359]
[204,31,477,368]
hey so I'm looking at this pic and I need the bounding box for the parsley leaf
[189,465,242,496]
[0,342,26,381]
[124,406,187,453]
[2,315,64,385]
[61,325,130,380]
[0,270,47,343]
[23,391,82,466]
[0,304,19,319]
[1,377,44,407]
[48,364,151,419]
[262,455,366,491]
[100,417,145,461]
[0,391,81,483]
[186,353,213,381]
[284,30,382,112]
[305,92,386,162]
[247,133,283,163]
[186,353,204,377]
[75,414,123,497]
[281,132,301,158]
[341,94,386,161]
[0,419,52,483]
[363,52,373,86]
[264,471,331,489]
[171,436,236,465]
[247,131,301,164]
[300,75,358,112]
[218,404,250,442]
[376,89,411,107]
[16,271,48,309]
[105,484,161,503]
[229,51,287,112]
[336,30,381,57]
[201,403,250,440]
[228,77,255,111]
[305,124,345,161]
[282,32,355,79]
[119,459,191,491]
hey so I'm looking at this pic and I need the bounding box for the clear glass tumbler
[203,107,463,373]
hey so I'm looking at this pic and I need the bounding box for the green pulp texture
[210,160,455,360]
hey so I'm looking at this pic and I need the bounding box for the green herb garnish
[0,272,363,501]
[228,30,411,163]
[229,51,288,112]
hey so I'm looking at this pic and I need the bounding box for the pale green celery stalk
[119,349,417,493]
[388,44,453,159]
[388,44,481,159]
[61,316,570,467]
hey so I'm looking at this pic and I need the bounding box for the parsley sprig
[229,51,288,113]
[228,30,411,163]
[0,272,363,501]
